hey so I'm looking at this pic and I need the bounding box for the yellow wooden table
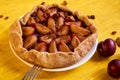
[0,0,120,80]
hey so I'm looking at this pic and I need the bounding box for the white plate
[9,39,98,72]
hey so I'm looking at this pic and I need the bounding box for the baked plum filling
[22,6,92,53]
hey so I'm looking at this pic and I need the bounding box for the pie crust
[9,3,98,68]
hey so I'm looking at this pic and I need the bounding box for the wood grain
[0,0,120,80]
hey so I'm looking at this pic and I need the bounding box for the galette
[9,3,98,68]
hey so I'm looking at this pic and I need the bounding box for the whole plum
[97,38,116,57]
[107,59,120,78]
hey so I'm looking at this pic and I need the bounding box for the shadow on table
[94,68,118,80]
[90,51,110,62]
[37,69,73,79]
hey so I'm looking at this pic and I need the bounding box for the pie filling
[22,4,92,53]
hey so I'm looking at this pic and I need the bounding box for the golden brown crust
[9,4,98,68]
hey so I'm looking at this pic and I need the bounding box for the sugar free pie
[9,3,98,68]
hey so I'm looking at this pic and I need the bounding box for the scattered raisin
[41,2,45,5]
[111,31,117,35]
[61,1,67,6]
[4,16,9,20]
[87,15,95,19]
[0,15,3,18]
[116,37,120,47]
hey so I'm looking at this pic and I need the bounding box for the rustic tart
[9,3,98,68]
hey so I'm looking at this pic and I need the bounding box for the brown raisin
[0,15,3,18]
[4,16,9,20]
[111,31,117,35]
